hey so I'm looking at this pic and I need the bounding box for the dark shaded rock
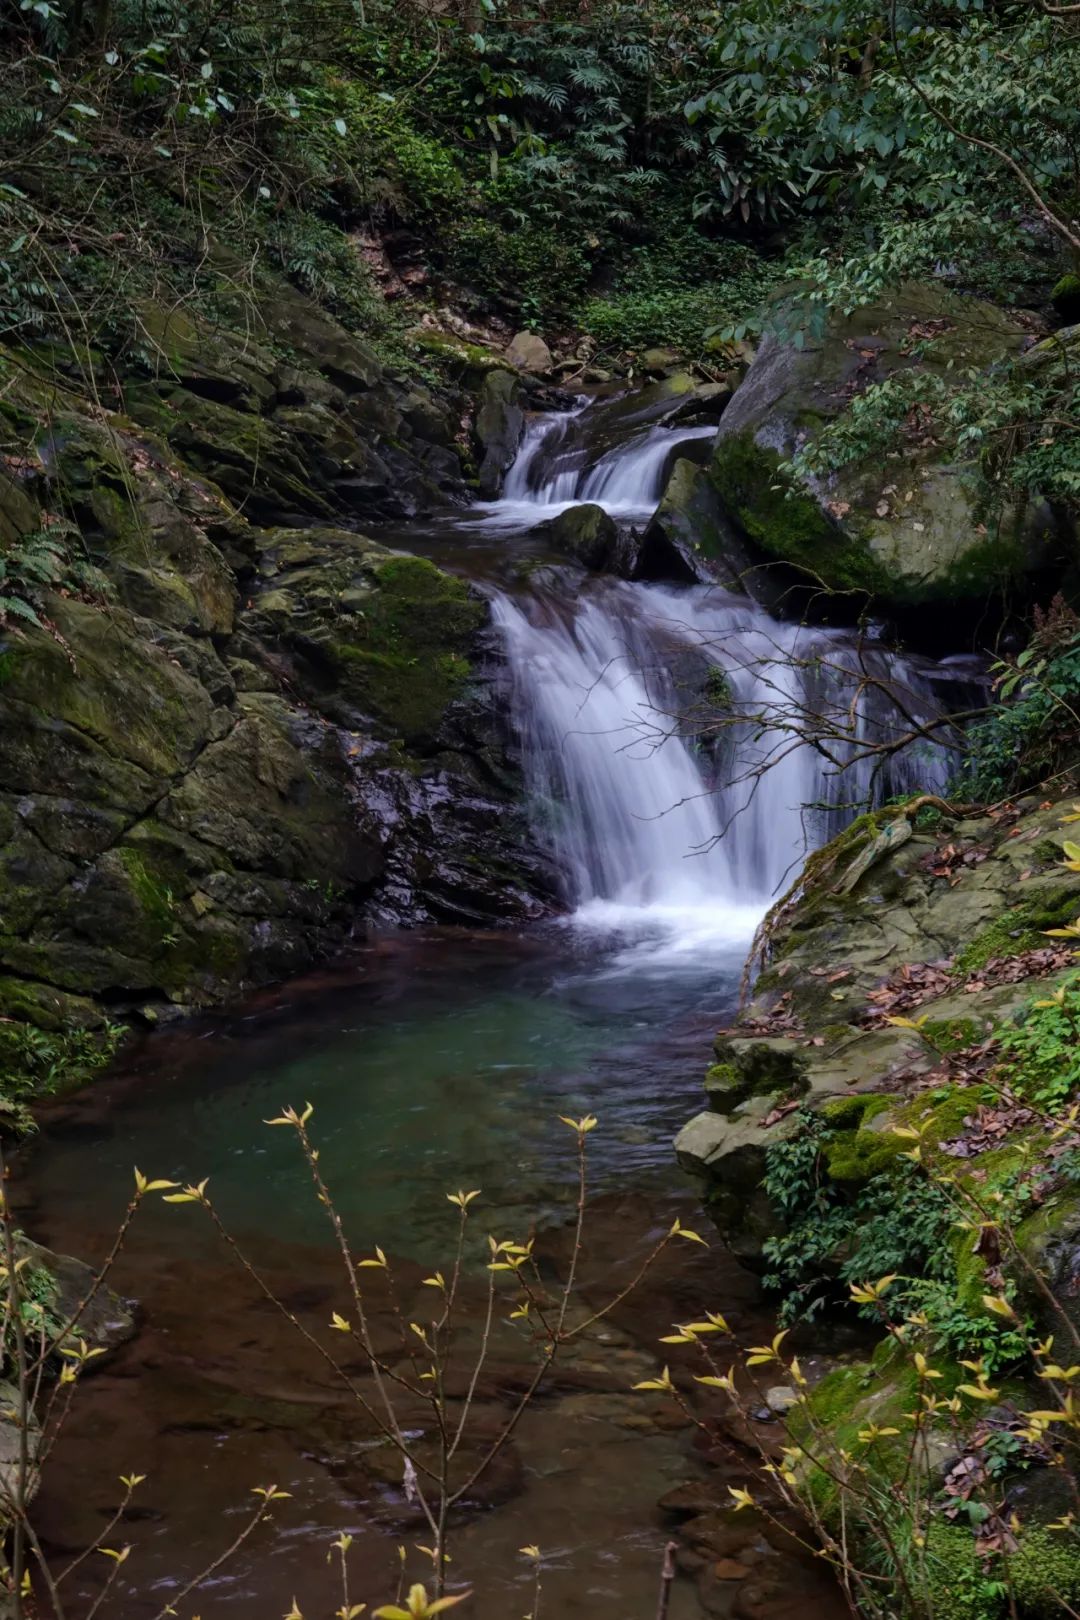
[636,457,785,614]
[576,374,726,460]
[541,502,630,574]
[20,1237,136,1359]
[1050,277,1080,326]
[704,1039,810,1115]
[475,369,524,498]
[122,293,462,526]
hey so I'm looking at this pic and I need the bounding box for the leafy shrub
[580,235,777,353]
[286,75,466,225]
[0,523,110,630]
[761,1111,1027,1369]
[997,976,1080,1111]
[0,1019,126,1132]
[762,1113,955,1308]
[961,606,1080,800]
[261,210,398,343]
[443,217,592,321]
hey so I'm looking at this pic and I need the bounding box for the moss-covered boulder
[243,529,486,748]
[537,502,630,575]
[0,305,554,1095]
[634,457,750,589]
[697,284,1065,621]
[0,590,380,1008]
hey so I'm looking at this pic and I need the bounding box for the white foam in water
[489,403,966,971]
[482,411,718,529]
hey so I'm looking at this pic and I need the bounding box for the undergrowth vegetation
[961,600,1080,800]
[5,0,1079,378]
[655,945,1080,1620]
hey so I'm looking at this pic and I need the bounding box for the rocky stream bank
[6,265,1080,1618]
[0,284,576,1097]
[676,791,1080,1616]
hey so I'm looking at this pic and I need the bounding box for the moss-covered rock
[538,502,629,575]
[246,532,485,748]
[700,283,1065,620]
[121,288,465,526]
[0,293,555,1101]
[705,1037,810,1113]
[1015,1193,1080,1339]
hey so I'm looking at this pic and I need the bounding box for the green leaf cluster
[998,974,1080,1112]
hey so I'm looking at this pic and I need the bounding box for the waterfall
[487,399,974,963]
[487,409,718,528]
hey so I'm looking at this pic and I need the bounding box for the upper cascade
[483,381,722,528]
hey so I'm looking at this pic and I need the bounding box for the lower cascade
[488,404,974,959]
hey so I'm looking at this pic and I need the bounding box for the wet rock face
[0,302,554,1056]
[475,369,524,498]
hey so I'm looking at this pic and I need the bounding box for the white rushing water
[489,400,970,967]
[483,407,718,528]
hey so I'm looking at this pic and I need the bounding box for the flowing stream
[483,403,967,965]
[13,389,974,1620]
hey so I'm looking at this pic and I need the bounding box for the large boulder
[506,331,554,374]
[672,284,1066,622]
[539,503,630,574]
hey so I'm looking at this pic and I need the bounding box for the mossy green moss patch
[954,906,1049,973]
[710,432,892,598]
[116,845,178,930]
[333,554,484,746]
[823,1086,984,1183]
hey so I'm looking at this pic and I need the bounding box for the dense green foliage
[961,603,1080,798]
[763,1107,1032,1371]
[5,0,1078,360]
[998,976,1080,1110]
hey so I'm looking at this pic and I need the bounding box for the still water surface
[18,927,840,1620]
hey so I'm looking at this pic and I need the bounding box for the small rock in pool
[764,1385,799,1416]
